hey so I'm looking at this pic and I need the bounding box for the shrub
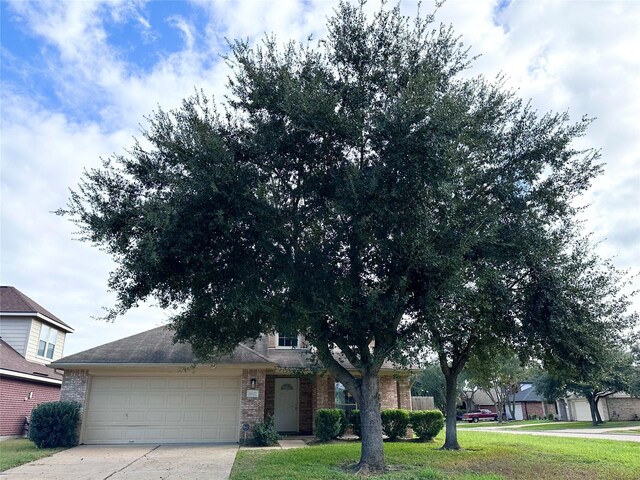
[410,410,445,442]
[349,409,361,438]
[381,409,410,441]
[529,414,539,420]
[252,417,280,446]
[315,409,346,442]
[547,412,555,421]
[29,401,81,448]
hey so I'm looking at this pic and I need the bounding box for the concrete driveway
[1,444,239,480]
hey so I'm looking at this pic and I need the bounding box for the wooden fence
[412,396,435,410]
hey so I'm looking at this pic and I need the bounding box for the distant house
[563,393,640,422]
[0,286,74,438]
[51,326,412,444]
[509,382,557,420]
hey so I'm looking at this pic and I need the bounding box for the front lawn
[231,431,639,479]
[0,438,65,472]
[457,420,550,429]
[514,420,640,431]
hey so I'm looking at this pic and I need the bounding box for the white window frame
[275,333,304,349]
[37,324,58,360]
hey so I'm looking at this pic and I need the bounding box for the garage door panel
[84,376,240,444]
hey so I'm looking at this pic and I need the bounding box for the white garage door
[84,376,240,444]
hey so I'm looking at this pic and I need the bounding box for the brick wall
[241,369,266,439]
[311,374,335,433]
[379,376,398,409]
[299,377,313,434]
[264,375,275,418]
[0,377,61,436]
[396,376,412,410]
[523,402,557,419]
[607,397,640,421]
[60,369,89,411]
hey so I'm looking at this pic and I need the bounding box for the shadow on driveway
[1,444,238,480]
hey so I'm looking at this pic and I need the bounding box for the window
[37,325,58,359]
[276,333,299,348]
[335,382,358,413]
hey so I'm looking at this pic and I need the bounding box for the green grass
[514,421,640,431]
[0,438,66,472]
[457,420,549,429]
[231,431,640,480]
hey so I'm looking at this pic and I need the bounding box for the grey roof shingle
[51,325,273,366]
[0,339,63,381]
[0,286,73,331]
[512,387,545,403]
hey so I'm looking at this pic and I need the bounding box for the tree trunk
[594,397,603,424]
[496,401,504,424]
[442,371,461,450]
[588,395,599,427]
[357,372,385,473]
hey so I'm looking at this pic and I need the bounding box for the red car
[462,409,498,423]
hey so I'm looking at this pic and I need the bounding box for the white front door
[274,378,299,432]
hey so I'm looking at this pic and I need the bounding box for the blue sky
[1,0,639,355]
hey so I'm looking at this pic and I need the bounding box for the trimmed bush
[315,409,346,442]
[410,410,445,442]
[381,409,410,441]
[547,412,555,421]
[29,401,81,448]
[252,417,280,446]
[349,409,361,438]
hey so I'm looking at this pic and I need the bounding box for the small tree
[466,352,525,423]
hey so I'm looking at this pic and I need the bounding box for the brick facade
[607,397,640,421]
[380,375,412,410]
[59,369,90,411]
[521,401,557,419]
[0,377,61,436]
[240,369,266,439]
[299,377,313,434]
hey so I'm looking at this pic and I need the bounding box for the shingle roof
[0,286,73,331]
[51,325,274,366]
[512,386,545,403]
[0,339,63,381]
[266,347,410,372]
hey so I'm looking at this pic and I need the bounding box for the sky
[1,0,639,356]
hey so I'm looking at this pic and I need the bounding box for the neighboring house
[508,382,557,420]
[0,286,74,438]
[564,393,640,422]
[51,326,412,445]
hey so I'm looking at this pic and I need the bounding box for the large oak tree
[62,2,612,469]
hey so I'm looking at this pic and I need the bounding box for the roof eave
[0,312,75,333]
[50,361,277,369]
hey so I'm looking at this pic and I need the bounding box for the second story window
[37,325,58,359]
[277,333,299,348]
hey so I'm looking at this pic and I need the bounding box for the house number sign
[246,389,259,398]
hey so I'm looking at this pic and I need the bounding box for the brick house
[0,286,74,438]
[51,326,412,445]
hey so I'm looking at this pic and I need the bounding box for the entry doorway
[274,378,299,432]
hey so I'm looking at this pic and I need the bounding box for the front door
[274,378,299,432]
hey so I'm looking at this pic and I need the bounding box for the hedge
[29,401,81,448]
[410,410,445,441]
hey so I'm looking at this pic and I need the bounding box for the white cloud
[2,0,639,354]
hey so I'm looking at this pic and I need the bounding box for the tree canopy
[61,1,625,469]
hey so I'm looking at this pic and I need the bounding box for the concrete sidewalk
[465,427,640,442]
[0,444,239,480]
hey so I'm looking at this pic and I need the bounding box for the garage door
[83,376,240,444]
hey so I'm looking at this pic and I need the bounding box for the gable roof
[512,386,546,403]
[0,339,62,383]
[51,325,274,367]
[0,286,74,332]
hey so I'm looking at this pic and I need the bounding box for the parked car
[462,409,498,423]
